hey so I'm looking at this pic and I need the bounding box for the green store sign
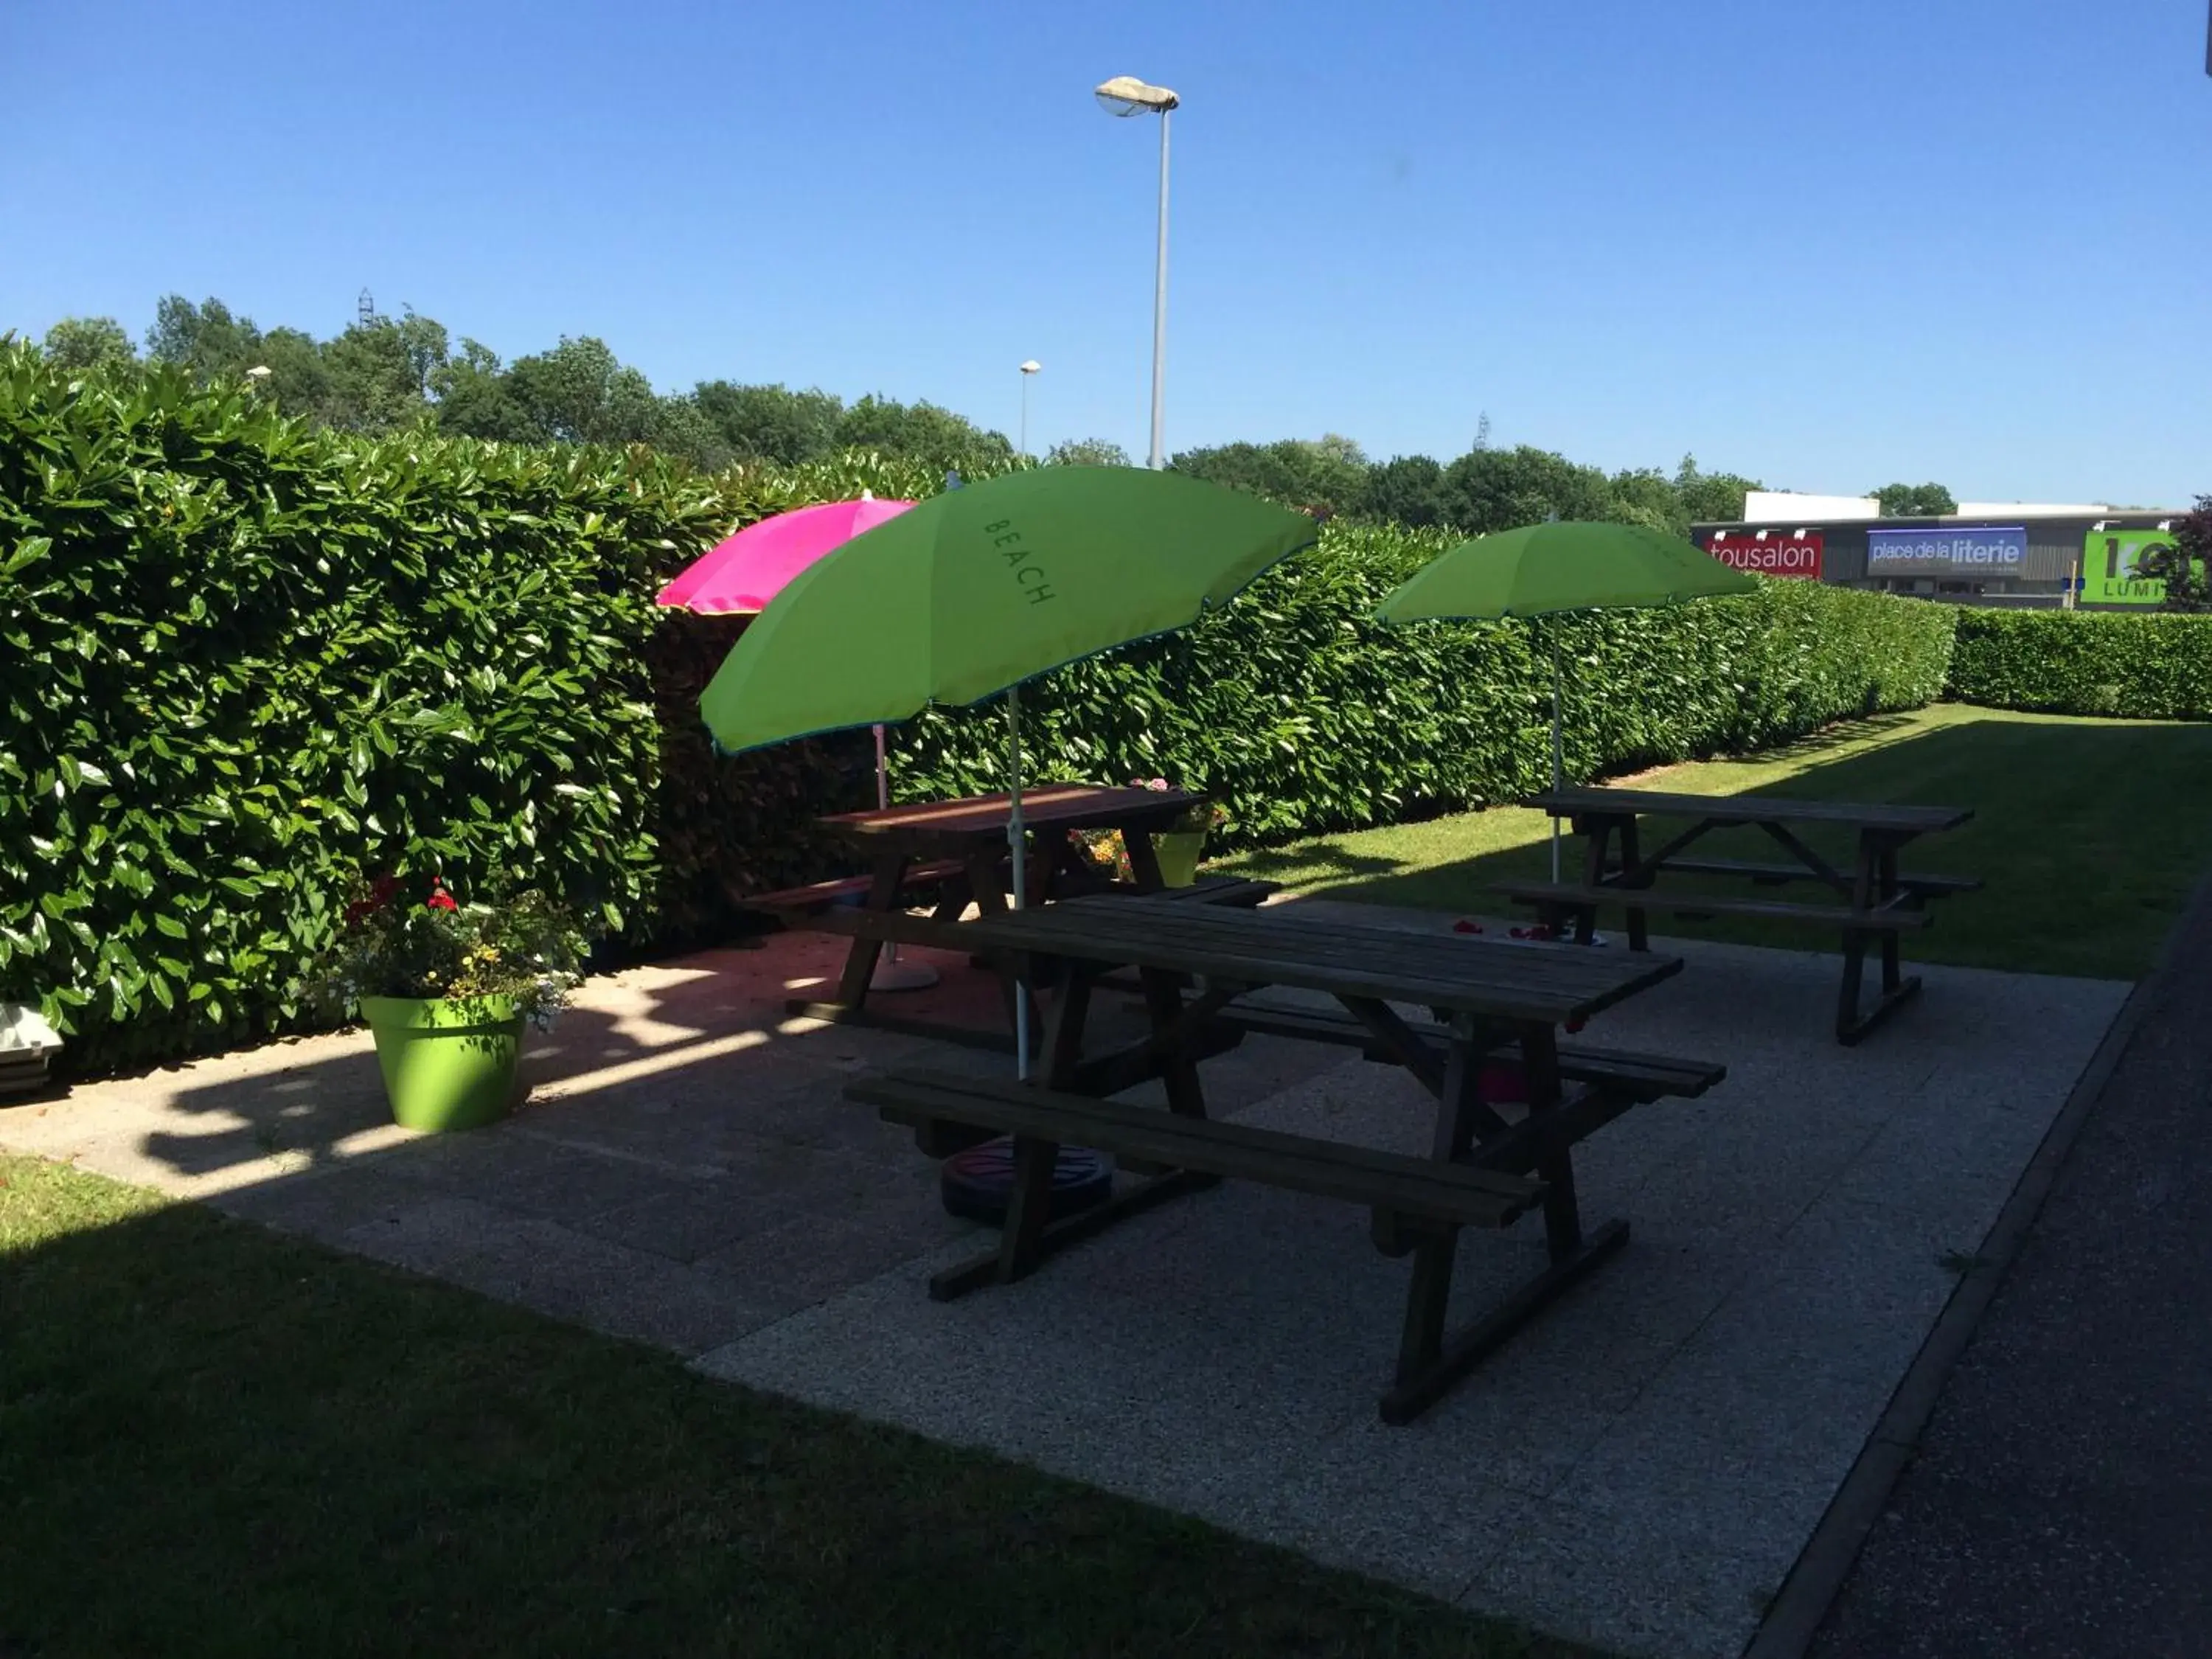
[2080,528,2174,606]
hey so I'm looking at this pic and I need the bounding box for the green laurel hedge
[894,524,1958,843]
[1947,608,2212,720]
[2,339,1963,1072]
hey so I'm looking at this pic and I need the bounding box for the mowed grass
[1225,705,2212,981]
[0,1155,1588,1659]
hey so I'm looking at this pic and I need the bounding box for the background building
[1692,493,2189,608]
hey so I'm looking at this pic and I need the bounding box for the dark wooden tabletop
[1531,787,1972,837]
[820,783,1199,846]
[956,895,1681,1024]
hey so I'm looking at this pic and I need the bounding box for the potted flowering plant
[1080,778,1227,888]
[307,875,591,1132]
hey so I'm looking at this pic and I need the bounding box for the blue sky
[5,0,2208,504]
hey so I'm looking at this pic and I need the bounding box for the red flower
[426,882,458,912]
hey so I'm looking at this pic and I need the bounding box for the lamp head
[1095,74,1179,115]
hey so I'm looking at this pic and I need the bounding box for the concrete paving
[689,911,2121,1656]
[0,905,2126,1659]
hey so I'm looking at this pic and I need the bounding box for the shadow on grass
[1251,713,2212,982]
[0,1159,1576,1659]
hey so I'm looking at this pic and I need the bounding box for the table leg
[1379,1018,1629,1425]
[1878,842,1904,994]
[828,854,911,1012]
[965,847,1044,1054]
[1835,832,1922,1043]
[1124,822,1166,891]
[1616,816,1650,951]
[1040,959,1096,1091]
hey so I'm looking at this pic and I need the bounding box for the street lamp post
[1095,74,1179,469]
[1018,360,1041,456]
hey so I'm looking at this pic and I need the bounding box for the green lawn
[1225,705,2212,981]
[0,1155,1585,1659]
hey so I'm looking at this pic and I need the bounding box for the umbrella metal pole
[1006,686,1031,1081]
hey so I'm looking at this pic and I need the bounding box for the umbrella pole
[1550,631,1564,884]
[1006,686,1032,1081]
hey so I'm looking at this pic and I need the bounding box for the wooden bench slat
[846,1068,1545,1229]
[1495,880,1935,931]
[1646,857,1981,894]
[737,858,970,914]
[1206,1003,1725,1101]
[1529,787,1972,836]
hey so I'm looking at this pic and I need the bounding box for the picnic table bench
[736,783,1275,1045]
[1496,787,1978,1044]
[849,895,1724,1425]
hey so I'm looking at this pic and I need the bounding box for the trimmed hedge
[899,525,1958,845]
[1948,608,2212,720]
[2,340,1959,1072]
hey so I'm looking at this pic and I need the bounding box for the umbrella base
[869,958,940,992]
[941,1138,1114,1227]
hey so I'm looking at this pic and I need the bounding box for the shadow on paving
[0,1158,1580,1659]
[64,935,1335,1359]
[1809,873,2212,1659]
[1235,714,2212,981]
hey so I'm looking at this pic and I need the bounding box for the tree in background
[833,394,1013,473]
[1673,455,1760,524]
[691,381,844,466]
[1439,444,1615,533]
[1173,435,1369,517]
[1357,454,1447,528]
[1046,437,1131,467]
[317,311,448,431]
[145,296,266,382]
[1873,481,1957,517]
[430,340,539,442]
[40,316,136,372]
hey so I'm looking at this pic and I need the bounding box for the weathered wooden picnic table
[1497,786,1978,1044]
[751,783,1272,1036]
[848,896,1725,1424]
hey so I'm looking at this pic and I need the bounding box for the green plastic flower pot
[361,995,524,1133]
[1151,830,1207,888]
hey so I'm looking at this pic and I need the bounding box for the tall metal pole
[1019,376,1029,458]
[1148,108,1171,469]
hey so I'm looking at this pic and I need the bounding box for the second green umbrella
[1374,521,1756,880]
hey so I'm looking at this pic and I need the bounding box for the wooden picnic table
[1502,785,1978,1044]
[782,783,1225,1034]
[849,896,1723,1424]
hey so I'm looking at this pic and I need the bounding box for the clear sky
[5,0,2208,504]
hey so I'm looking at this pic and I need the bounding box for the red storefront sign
[1702,531,1824,579]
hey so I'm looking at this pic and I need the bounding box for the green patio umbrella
[700,465,1318,1074]
[1374,521,1756,880]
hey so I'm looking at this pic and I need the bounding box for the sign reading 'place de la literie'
[1700,531,1823,578]
[1864,526,2028,574]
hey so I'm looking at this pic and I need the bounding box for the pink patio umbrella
[655,495,916,613]
[657,493,935,990]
